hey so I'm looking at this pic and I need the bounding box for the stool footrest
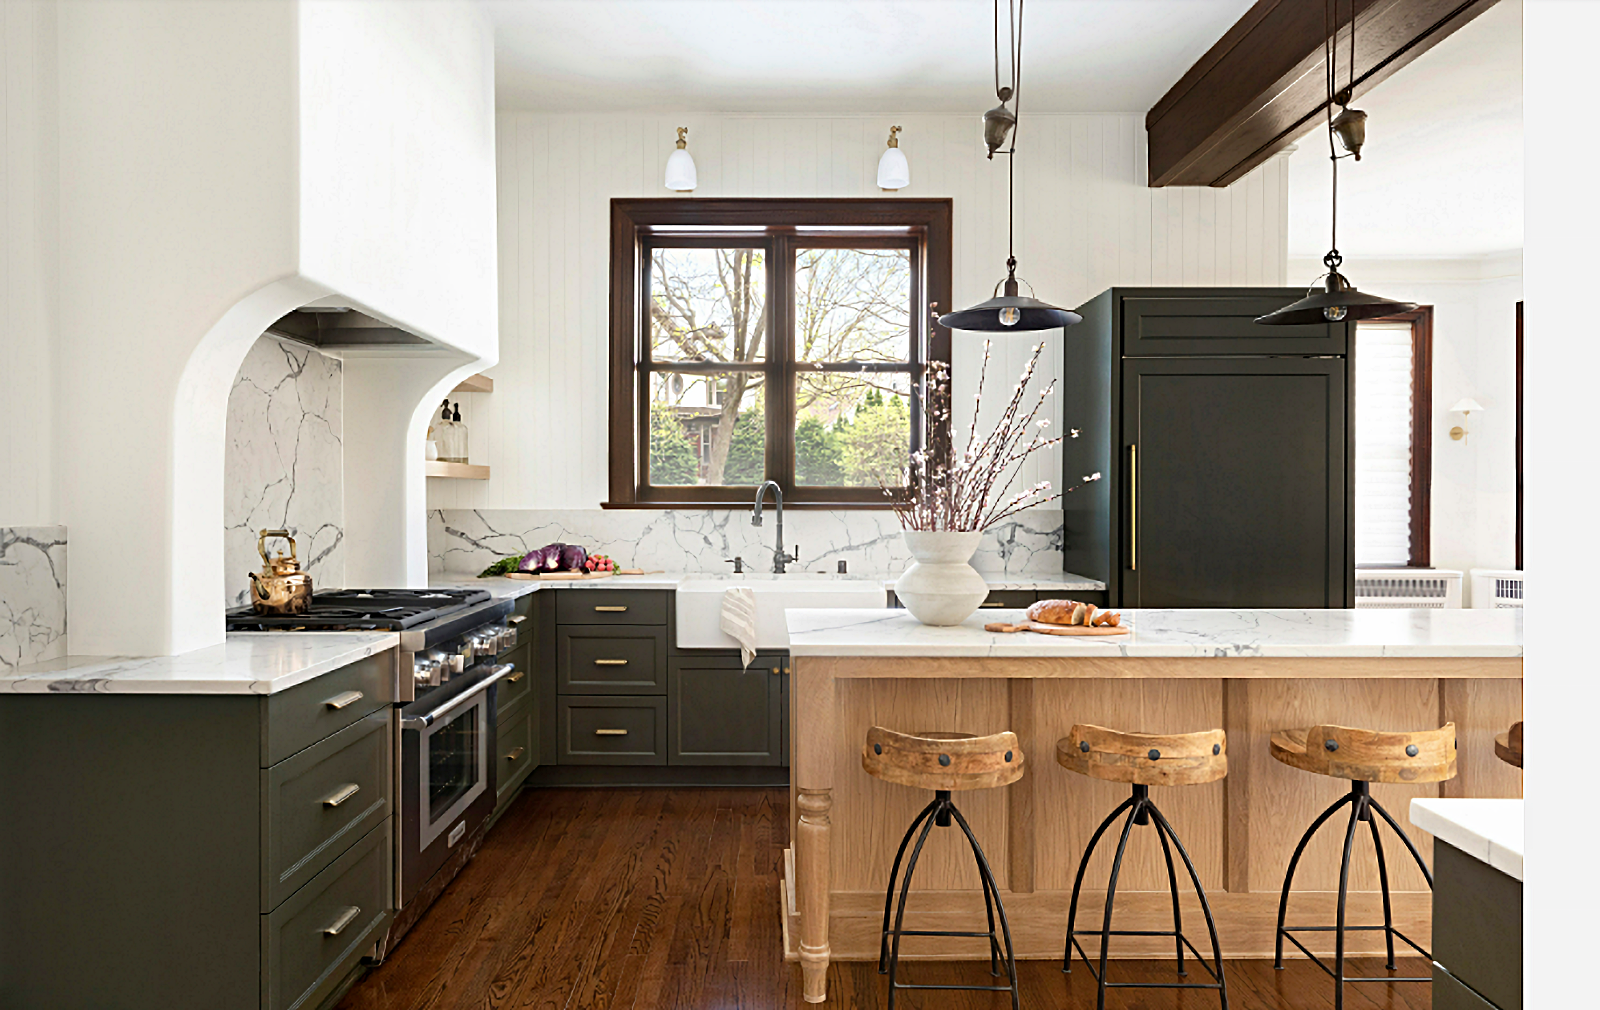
[890,983,1016,992]
[1279,924,1432,982]
[1068,932,1224,988]
[886,929,995,938]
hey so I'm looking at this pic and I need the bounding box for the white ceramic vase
[894,530,989,626]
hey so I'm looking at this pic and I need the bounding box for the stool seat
[1495,721,1523,768]
[1057,724,1227,786]
[863,727,1024,791]
[1270,723,1456,784]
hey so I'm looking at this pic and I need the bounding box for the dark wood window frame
[606,198,953,509]
[1365,305,1434,569]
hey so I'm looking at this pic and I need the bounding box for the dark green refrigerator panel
[1120,357,1352,608]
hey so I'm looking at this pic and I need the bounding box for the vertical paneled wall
[1,0,57,527]
[427,112,1290,511]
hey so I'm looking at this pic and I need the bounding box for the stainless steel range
[227,587,527,953]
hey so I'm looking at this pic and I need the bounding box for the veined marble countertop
[1410,798,1524,881]
[433,569,1105,599]
[0,633,398,695]
[786,607,1524,658]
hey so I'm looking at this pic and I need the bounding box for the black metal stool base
[879,790,1020,1010]
[1275,780,1435,1010]
[1063,785,1228,1010]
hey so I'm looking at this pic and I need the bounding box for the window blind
[1354,321,1415,566]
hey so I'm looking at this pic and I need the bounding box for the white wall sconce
[664,126,697,192]
[877,125,909,191]
[1450,398,1485,441]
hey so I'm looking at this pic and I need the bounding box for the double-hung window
[607,199,953,507]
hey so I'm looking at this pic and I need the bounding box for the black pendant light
[939,0,1081,333]
[1257,0,1415,326]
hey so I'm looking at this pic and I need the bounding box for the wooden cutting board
[984,620,1130,637]
[505,570,614,581]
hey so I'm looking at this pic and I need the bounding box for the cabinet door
[1121,357,1351,608]
[668,657,784,766]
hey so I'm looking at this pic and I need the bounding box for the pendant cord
[1324,0,1341,270]
[1005,0,1024,276]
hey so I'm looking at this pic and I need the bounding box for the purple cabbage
[559,544,588,572]
[537,543,565,570]
[516,549,542,573]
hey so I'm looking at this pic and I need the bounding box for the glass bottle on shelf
[444,402,469,464]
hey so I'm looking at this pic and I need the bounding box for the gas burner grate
[225,587,493,632]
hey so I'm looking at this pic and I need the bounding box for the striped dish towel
[720,586,760,669]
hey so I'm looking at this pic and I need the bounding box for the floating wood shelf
[452,373,494,394]
[425,461,490,480]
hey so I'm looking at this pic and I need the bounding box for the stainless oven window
[428,705,480,823]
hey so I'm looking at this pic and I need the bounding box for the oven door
[398,663,513,906]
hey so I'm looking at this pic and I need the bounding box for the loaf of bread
[1029,598,1121,628]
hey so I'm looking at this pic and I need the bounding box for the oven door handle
[400,664,514,729]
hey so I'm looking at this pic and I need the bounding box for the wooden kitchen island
[782,608,1524,1003]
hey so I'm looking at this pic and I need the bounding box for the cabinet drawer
[496,641,534,711]
[495,694,537,808]
[558,626,667,695]
[263,651,393,766]
[262,819,390,1010]
[1120,293,1348,356]
[977,590,1035,611]
[262,709,391,912]
[556,589,668,626]
[559,696,667,765]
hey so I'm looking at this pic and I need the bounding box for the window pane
[795,371,911,487]
[650,247,767,364]
[793,248,911,363]
[1354,321,1415,565]
[648,370,765,486]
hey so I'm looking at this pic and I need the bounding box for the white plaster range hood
[266,307,433,349]
[57,1,500,657]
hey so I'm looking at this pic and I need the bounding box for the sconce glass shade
[1450,398,1485,413]
[877,146,910,191]
[665,128,697,192]
[1255,269,1417,325]
[939,279,1082,332]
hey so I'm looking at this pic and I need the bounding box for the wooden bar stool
[1056,724,1229,1010]
[1496,721,1523,767]
[1271,722,1457,1010]
[863,727,1024,1010]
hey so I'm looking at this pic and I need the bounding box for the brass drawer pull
[594,605,629,612]
[506,670,525,683]
[321,783,361,808]
[507,615,528,625]
[323,690,364,710]
[323,905,361,937]
[980,602,1006,608]
[594,728,629,736]
[594,658,629,666]
[506,746,526,762]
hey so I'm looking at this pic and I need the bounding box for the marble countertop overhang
[785,607,1525,659]
[1410,798,1524,881]
[0,633,399,696]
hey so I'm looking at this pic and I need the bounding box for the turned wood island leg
[792,659,836,1002]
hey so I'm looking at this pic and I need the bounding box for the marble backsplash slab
[224,336,345,608]
[429,508,1066,577]
[0,526,67,669]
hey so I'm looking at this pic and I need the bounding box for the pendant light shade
[1255,266,1416,325]
[877,126,910,191]
[664,126,697,192]
[939,278,1081,331]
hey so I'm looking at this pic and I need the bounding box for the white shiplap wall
[1,0,57,526]
[428,113,1289,510]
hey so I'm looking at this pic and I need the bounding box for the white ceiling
[482,0,1257,114]
[1287,0,1523,260]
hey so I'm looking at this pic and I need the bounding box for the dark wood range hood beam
[1146,0,1503,188]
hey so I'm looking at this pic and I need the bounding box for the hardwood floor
[338,787,1431,1010]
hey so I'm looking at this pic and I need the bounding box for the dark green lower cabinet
[494,691,538,811]
[668,654,785,766]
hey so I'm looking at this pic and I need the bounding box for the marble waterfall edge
[0,527,68,669]
[428,508,1068,577]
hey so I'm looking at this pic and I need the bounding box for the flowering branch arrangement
[888,339,1101,532]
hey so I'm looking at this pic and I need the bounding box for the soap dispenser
[448,402,469,463]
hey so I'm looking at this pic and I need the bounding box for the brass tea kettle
[250,529,314,615]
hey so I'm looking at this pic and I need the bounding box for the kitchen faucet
[751,480,798,574]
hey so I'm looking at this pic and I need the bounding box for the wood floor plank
[339,786,1434,1010]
